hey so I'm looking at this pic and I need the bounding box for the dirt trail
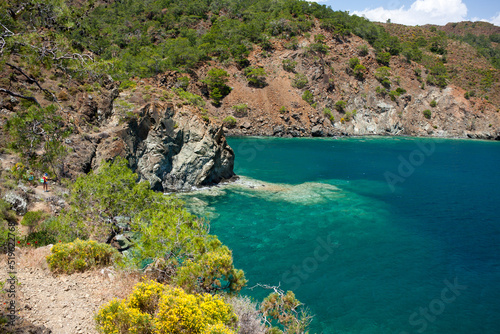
[1,247,140,334]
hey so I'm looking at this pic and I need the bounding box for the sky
[308,0,500,26]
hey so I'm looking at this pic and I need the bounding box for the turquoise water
[183,137,500,334]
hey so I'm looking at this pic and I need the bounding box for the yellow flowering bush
[95,281,238,334]
[46,239,121,274]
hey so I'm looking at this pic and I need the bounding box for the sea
[181,136,500,334]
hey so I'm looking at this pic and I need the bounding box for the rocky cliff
[66,100,235,192]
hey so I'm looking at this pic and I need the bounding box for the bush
[232,104,249,117]
[292,73,308,89]
[423,109,432,119]
[348,57,360,69]
[223,116,237,128]
[173,88,205,107]
[323,108,334,121]
[375,86,387,96]
[279,106,287,114]
[21,210,47,233]
[335,100,347,112]
[244,67,267,87]
[95,281,238,334]
[358,44,369,56]
[376,51,391,65]
[202,68,232,106]
[353,64,366,80]
[302,90,313,105]
[430,100,437,107]
[282,59,297,72]
[46,239,121,274]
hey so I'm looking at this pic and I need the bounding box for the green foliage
[260,289,312,334]
[357,44,369,56]
[279,106,287,114]
[119,80,137,90]
[95,281,238,334]
[48,158,246,293]
[353,64,366,80]
[6,104,72,177]
[223,116,237,127]
[232,104,248,117]
[423,109,432,119]
[374,66,391,82]
[25,230,57,248]
[375,86,387,96]
[464,91,475,99]
[21,210,47,233]
[202,68,231,106]
[46,239,121,274]
[426,63,448,88]
[429,35,447,55]
[376,52,391,65]
[323,108,334,121]
[430,100,437,107]
[348,57,360,69]
[291,73,308,89]
[389,87,407,101]
[335,100,347,112]
[173,88,205,107]
[244,67,267,87]
[282,59,297,72]
[302,90,313,105]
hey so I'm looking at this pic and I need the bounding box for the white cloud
[352,0,468,26]
[489,12,500,26]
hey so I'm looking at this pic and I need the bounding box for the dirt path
[1,247,140,334]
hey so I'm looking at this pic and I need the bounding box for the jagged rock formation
[66,102,235,192]
[122,103,235,192]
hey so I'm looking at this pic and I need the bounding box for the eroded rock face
[93,103,235,192]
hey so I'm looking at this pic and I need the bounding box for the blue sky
[309,0,500,26]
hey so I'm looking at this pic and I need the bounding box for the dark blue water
[183,137,500,334]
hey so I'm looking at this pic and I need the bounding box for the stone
[311,125,324,137]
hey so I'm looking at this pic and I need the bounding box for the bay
[182,137,500,334]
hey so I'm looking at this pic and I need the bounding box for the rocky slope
[182,28,500,140]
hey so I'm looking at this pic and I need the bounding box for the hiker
[42,173,49,192]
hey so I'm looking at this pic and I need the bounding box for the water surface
[183,137,500,334]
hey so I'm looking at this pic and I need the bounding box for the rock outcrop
[124,103,235,191]
[67,102,235,192]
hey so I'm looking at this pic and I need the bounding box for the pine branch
[0,87,40,106]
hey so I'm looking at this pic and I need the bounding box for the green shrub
[376,52,391,65]
[357,44,369,56]
[430,100,437,107]
[223,116,237,127]
[323,108,334,121]
[292,73,308,89]
[302,90,313,105]
[282,59,297,72]
[173,88,205,107]
[202,68,231,106]
[119,80,137,90]
[423,109,432,119]
[334,100,347,112]
[353,64,366,80]
[232,104,249,117]
[279,106,287,114]
[25,230,57,247]
[21,210,47,233]
[374,66,391,81]
[348,57,360,69]
[46,239,121,274]
[244,67,267,87]
[375,86,387,96]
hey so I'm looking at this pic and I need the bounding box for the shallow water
[182,137,500,334]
